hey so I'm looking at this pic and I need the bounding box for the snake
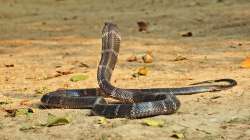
[41,22,237,119]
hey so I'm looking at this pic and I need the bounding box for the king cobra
[41,22,237,119]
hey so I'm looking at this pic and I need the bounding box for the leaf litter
[240,57,250,68]
[142,119,165,127]
[70,74,88,82]
[4,108,34,117]
[41,113,71,127]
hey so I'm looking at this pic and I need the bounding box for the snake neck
[97,22,121,93]
[97,23,147,103]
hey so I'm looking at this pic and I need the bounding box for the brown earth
[0,0,250,140]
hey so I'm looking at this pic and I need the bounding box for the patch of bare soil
[0,0,250,139]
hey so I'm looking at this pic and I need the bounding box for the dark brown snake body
[41,23,237,119]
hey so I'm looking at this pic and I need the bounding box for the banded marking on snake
[41,22,237,119]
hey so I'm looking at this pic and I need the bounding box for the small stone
[142,54,153,63]
[5,64,14,67]
[137,21,148,32]
[126,55,137,62]
[181,31,193,37]
[173,56,188,61]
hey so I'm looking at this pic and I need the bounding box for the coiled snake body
[41,23,237,119]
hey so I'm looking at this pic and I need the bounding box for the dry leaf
[56,70,73,75]
[15,108,34,117]
[241,57,250,68]
[5,64,14,67]
[142,119,164,127]
[170,133,185,139]
[45,113,70,127]
[126,55,137,62]
[20,100,31,106]
[44,73,61,80]
[20,124,37,131]
[5,108,34,117]
[70,74,88,82]
[98,117,108,125]
[44,69,74,80]
[142,54,153,63]
[210,95,221,99]
[132,73,140,78]
[138,67,148,76]
[180,31,193,37]
[173,56,188,61]
[79,62,89,68]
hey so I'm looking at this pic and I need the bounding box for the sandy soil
[0,0,250,139]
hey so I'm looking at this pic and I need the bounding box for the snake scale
[41,22,237,119]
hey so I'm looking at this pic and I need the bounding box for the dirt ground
[0,0,250,140]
